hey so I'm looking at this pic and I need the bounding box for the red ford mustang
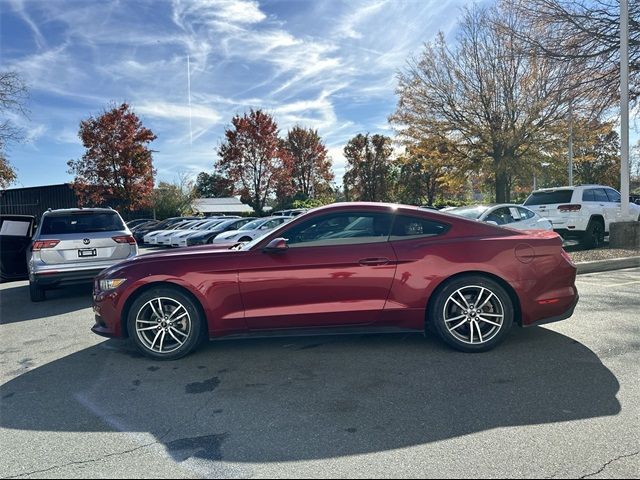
[92,202,578,360]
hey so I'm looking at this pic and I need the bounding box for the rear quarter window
[390,215,449,240]
[524,190,574,206]
[41,212,125,235]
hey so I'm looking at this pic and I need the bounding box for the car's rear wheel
[29,281,45,302]
[429,276,514,353]
[582,218,604,249]
[127,286,204,360]
[239,236,252,242]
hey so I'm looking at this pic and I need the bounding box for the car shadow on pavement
[0,283,93,325]
[0,328,621,467]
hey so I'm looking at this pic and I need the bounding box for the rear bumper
[554,228,585,239]
[32,268,108,287]
[524,294,579,328]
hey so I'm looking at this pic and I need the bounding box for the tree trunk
[495,170,508,203]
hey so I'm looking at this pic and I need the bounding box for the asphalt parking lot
[1,268,639,479]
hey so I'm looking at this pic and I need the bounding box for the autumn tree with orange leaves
[216,109,291,214]
[67,103,156,211]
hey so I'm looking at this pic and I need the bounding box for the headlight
[99,278,126,291]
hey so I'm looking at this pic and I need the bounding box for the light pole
[621,0,629,216]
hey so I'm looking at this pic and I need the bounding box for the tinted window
[285,212,393,247]
[41,212,125,235]
[390,215,448,240]
[582,189,596,202]
[240,219,267,230]
[593,189,609,202]
[0,218,32,237]
[605,189,621,203]
[524,190,574,206]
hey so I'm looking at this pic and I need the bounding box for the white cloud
[137,101,222,123]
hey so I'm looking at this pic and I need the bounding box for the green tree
[152,175,195,219]
[394,135,469,206]
[343,133,394,202]
[194,171,235,198]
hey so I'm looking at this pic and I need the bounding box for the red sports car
[92,202,578,360]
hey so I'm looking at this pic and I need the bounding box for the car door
[0,215,35,281]
[237,211,398,330]
[603,188,625,224]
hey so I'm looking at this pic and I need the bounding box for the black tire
[239,236,252,242]
[127,286,205,360]
[29,282,45,302]
[581,218,605,249]
[429,275,514,353]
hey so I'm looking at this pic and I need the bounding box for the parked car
[130,220,158,232]
[186,217,257,246]
[144,220,200,246]
[523,185,640,248]
[93,202,578,360]
[0,215,36,282]
[27,208,137,302]
[168,218,231,247]
[272,208,308,217]
[126,218,155,229]
[134,216,201,244]
[444,204,553,231]
[154,220,212,246]
[213,216,292,243]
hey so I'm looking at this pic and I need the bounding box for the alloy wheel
[135,297,192,354]
[442,285,505,345]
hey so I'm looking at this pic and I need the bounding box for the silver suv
[28,208,137,302]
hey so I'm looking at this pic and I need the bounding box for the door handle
[359,257,390,266]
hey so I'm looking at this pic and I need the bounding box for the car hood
[97,241,241,279]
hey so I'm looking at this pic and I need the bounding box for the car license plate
[78,248,97,258]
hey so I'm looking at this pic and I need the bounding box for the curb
[576,256,640,274]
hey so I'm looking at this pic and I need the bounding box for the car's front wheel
[429,276,514,353]
[127,286,205,360]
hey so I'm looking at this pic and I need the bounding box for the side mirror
[263,237,289,253]
[485,220,499,226]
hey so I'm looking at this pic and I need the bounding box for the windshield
[447,206,489,220]
[196,220,223,230]
[239,219,267,230]
[41,212,125,234]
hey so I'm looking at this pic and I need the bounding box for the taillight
[558,204,582,212]
[32,240,60,251]
[112,235,137,245]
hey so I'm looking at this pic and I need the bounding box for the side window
[389,215,448,240]
[485,208,515,225]
[593,189,609,203]
[284,212,393,247]
[582,189,595,202]
[605,189,621,203]
[518,207,535,220]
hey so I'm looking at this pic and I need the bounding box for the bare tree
[509,0,639,111]
[0,71,28,188]
[391,4,578,202]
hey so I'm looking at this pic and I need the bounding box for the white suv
[523,185,640,248]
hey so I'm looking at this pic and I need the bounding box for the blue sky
[2,0,472,188]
